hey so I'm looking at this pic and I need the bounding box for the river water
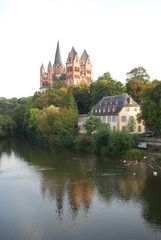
[0,139,161,240]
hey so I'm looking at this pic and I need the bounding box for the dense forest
[0,67,161,156]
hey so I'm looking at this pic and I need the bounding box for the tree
[141,82,161,136]
[90,72,125,105]
[126,117,136,133]
[37,105,78,147]
[84,115,106,135]
[72,84,92,114]
[126,66,150,83]
[126,79,146,103]
[65,89,78,113]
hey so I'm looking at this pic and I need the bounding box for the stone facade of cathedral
[40,41,92,90]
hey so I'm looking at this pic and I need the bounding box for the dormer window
[127,97,131,104]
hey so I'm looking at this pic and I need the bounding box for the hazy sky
[0,0,161,98]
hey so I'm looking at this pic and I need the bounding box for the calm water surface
[0,139,161,240]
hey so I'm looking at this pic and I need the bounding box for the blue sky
[0,0,161,98]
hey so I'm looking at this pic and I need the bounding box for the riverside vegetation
[0,69,161,159]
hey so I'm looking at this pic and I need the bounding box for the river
[0,139,161,240]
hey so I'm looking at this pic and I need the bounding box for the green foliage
[31,88,66,109]
[124,149,145,161]
[12,105,28,135]
[74,134,92,151]
[126,118,136,133]
[141,82,161,135]
[84,115,105,136]
[126,79,146,103]
[91,126,111,155]
[0,114,14,137]
[65,89,78,113]
[72,84,92,114]
[155,156,161,164]
[90,72,125,105]
[37,105,78,147]
[126,66,150,83]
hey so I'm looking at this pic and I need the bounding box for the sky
[0,0,161,98]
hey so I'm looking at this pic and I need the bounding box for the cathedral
[40,41,92,90]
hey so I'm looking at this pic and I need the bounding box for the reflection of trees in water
[0,139,12,159]
[40,169,93,219]
[141,176,161,229]
[2,138,161,228]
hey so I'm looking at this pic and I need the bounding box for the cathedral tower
[66,47,80,87]
[53,41,65,80]
[80,50,92,84]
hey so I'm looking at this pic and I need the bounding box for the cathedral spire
[54,41,62,67]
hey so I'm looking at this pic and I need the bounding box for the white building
[78,94,145,133]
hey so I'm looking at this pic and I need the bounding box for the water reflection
[0,139,161,239]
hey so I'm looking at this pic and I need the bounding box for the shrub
[155,156,161,164]
[108,131,140,156]
[75,134,92,152]
[124,149,144,161]
[91,126,111,155]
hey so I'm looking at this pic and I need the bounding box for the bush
[155,156,161,164]
[124,149,144,161]
[108,131,140,156]
[91,126,111,155]
[75,134,92,152]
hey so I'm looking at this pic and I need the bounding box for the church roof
[48,61,52,68]
[81,49,89,63]
[70,46,77,60]
[90,94,139,116]
[54,41,63,67]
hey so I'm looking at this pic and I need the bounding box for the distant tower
[53,41,65,80]
[40,63,48,89]
[80,50,92,84]
[66,47,80,86]
[47,61,53,85]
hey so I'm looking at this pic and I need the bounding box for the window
[99,109,101,113]
[108,108,110,112]
[127,97,130,104]
[134,108,137,111]
[121,116,127,122]
[126,107,130,112]
[103,108,105,113]
[108,116,111,122]
[95,109,97,113]
[129,116,135,121]
[112,107,115,112]
[112,116,117,122]
[138,126,141,132]
[102,116,106,123]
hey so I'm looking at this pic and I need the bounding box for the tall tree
[90,72,125,105]
[126,66,150,83]
[141,82,161,136]
[126,79,146,103]
[72,84,92,114]
[65,89,78,113]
